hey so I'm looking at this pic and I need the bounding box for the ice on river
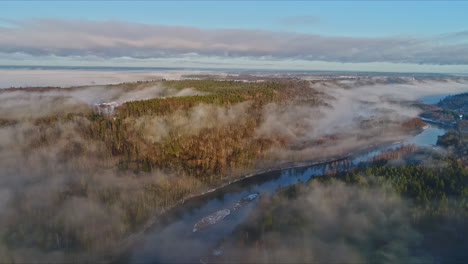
[192,193,259,232]
[193,209,231,232]
[232,193,259,211]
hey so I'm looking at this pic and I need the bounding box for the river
[117,121,447,264]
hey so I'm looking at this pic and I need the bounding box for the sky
[2,1,468,73]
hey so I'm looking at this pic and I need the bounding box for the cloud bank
[2,18,468,65]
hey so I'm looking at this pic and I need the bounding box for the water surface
[119,123,444,264]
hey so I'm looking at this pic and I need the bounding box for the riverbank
[421,117,456,128]
[105,132,423,263]
[103,157,345,262]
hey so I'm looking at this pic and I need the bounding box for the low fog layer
[216,181,424,263]
[0,116,205,262]
[0,82,205,119]
[0,69,222,88]
[0,74,466,262]
[253,76,467,162]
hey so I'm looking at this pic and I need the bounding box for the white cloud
[1,18,468,66]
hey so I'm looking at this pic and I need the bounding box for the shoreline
[103,134,417,263]
[103,157,345,263]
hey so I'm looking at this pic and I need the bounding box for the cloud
[1,18,468,65]
[279,15,320,25]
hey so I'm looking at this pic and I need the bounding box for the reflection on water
[121,166,325,263]
[405,126,445,146]
[120,125,446,264]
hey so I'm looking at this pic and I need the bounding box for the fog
[0,73,466,262]
[0,82,205,119]
[0,116,205,262]
[254,77,467,163]
[132,101,252,144]
[215,181,426,263]
[0,69,221,88]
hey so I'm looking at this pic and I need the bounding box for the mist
[0,74,466,262]
[0,82,205,119]
[0,116,205,262]
[253,77,467,163]
[214,181,428,263]
[0,69,222,88]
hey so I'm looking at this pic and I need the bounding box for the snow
[193,209,231,232]
[232,193,259,211]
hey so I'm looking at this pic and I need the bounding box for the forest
[2,1,468,262]
[0,79,329,262]
[437,92,468,116]
[193,90,468,263]
[211,157,467,263]
[0,79,442,262]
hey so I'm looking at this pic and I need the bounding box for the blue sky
[2,1,468,73]
[4,1,468,36]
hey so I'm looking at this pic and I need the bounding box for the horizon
[0,64,464,76]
